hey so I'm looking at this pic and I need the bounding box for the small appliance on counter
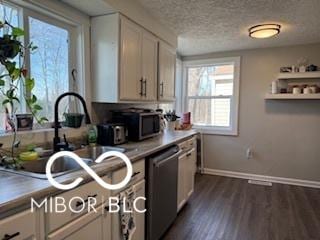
[97,123,127,146]
[112,108,160,141]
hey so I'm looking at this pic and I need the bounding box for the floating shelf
[278,72,320,80]
[265,93,320,100]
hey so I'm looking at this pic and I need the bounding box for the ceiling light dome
[249,24,281,39]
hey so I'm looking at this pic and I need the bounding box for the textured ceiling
[136,0,320,56]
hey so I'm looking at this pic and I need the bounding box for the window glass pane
[188,98,230,127]
[187,64,234,97]
[158,103,175,113]
[29,17,70,121]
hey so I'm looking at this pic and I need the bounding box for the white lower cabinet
[177,153,187,211]
[177,137,197,212]
[111,179,145,240]
[0,209,38,240]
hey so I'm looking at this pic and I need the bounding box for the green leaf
[11,68,20,80]
[6,89,14,98]
[32,94,37,103]
[12,27,25,37]
[25,77,35,91]
[4,61,16,75]
[33,104,42,111]
[11,96,20,103]
[39,117,48,123]
[2,99,10,106]
[0,79,5,86]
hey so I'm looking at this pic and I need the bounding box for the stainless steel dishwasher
[146,145,181,240]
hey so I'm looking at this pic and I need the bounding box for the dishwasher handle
[153,150,182,168]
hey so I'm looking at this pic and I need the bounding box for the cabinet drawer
[47,175,111,233]
[187,136,197,150]
[112,159,145,195]
[178,141,188,152]
[0,209,36,240]
[48,206,103,240]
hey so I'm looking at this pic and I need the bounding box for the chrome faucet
[53,92,91,152]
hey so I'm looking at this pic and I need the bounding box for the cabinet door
[111,180,145,240]
[64,217,103,240]
[119,17,142,101]
[186,149,196,198]
[48,206,103,240]
[177,153,187,212]
[158,41,176,101]
[141,31,158,101]
[0,209,37,240]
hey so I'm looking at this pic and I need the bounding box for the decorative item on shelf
[306,64,318,72]
[280,66,292,73]
[292,85,302,94]
[303,86,312,94]
[271,80,278,94]
[291,65,298,73]
[309,85,319,93]
[280,88,287,94]
[16,114,33,131]
[297,58,308,73]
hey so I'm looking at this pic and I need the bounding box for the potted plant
[0,20,47,169]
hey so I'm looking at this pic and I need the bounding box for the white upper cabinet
[141,32,158,101]
[91,13,166,103]
[119,17,143,101]
[158,41,176,101]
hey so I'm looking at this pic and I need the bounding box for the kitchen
[0,0,320,240]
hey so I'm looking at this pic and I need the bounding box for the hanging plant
[0,20,47,169]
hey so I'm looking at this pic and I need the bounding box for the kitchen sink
[0,146,133,179]
[74,146,126,160]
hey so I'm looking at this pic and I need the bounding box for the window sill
[0,126,87,137]
[192,126,238,136]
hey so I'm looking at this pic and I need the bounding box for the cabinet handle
[75,194,98,208]
[104,205,110,212]
[132,171,140,178]
[139,78,144,96]
[143,79,147,96]
[160,82,164,97]
[2,232,20,240]
[186,152,192,157]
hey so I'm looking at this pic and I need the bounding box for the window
[0,1,78,126]
[28,14,75,121]
[183,57,240,135]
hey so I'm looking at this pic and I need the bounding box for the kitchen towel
[119,187,136,240]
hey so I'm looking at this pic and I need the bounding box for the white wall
[183,43,320,182]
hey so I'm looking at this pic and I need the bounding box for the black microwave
[112,110,160,141]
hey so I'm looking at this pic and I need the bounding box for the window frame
[182,56,241,136]
[1,1,83,124]
[24,8,78,123]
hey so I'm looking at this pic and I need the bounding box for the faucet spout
[53,92,91,152]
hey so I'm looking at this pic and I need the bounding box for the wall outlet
[246,148,253,159]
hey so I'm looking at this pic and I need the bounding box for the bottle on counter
[87,124,97,146]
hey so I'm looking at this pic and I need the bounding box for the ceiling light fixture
[249,24,281,39]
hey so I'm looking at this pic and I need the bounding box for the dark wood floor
[162,174,320,240]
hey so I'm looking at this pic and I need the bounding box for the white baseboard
[203,168,320,189]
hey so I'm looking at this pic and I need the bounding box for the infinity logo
[46,151,133,190]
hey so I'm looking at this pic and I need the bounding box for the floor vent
[248,179,272,186]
